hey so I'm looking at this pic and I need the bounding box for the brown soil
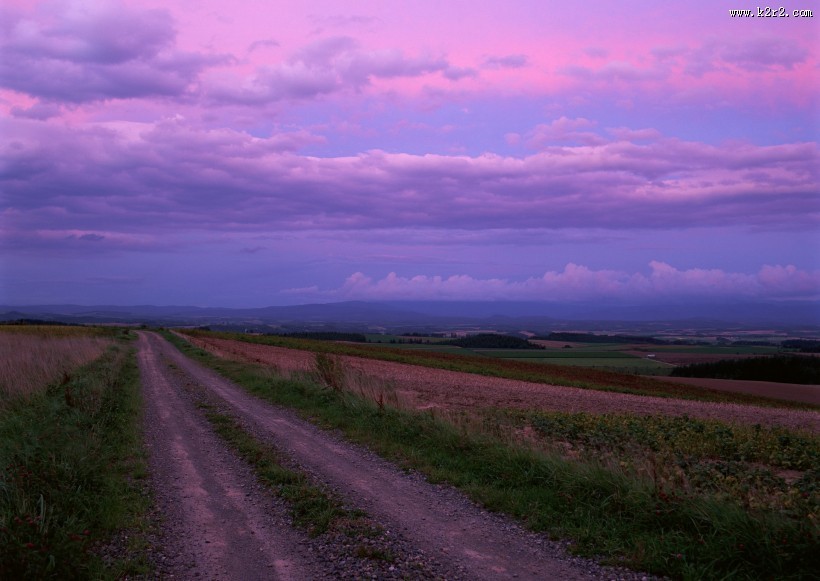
[184,334,820,433]
[147,332,639,579]
[661,376,820,405]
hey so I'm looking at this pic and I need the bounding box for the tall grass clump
[0,329,113,403]
[164,330,819,579]
[0,341,149,578]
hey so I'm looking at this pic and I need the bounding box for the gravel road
[138,332,322,580]
[138,331,653,580]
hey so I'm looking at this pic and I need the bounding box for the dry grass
[0,331,112,403]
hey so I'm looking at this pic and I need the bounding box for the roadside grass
[180,329,816,410]
[0,337,151,579]
[164,331,819,579]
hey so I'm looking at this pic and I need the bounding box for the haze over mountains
[3,300,819,333]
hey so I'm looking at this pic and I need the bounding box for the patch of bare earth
[184,335,820,433]
[660,376,820,406]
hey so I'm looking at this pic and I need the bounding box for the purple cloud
[561,61,664,82]
[286,262,820,302]
[0,2,227,102]
[685,38,809,76]
[2,117,816,254]
[209,36,450,104]
[482,54,529,69]
[519,117,606,147]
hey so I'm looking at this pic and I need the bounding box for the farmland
[357,336,789,376]
[166,329,820,579]
[3,322,818,579]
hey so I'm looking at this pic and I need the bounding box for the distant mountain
[1,299,818,333]
[384,300,820,325]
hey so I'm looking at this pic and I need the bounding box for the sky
[1,0,818,307]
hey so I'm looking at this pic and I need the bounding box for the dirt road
[138,331,643,579]
[138,332,323,580]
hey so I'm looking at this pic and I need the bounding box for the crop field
[0,326,117,402]
[364,334,450,343]
[373,343,468,352]
[508,357,672,374]
[357,338,798,379]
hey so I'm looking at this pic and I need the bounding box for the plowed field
[182,334,820,433]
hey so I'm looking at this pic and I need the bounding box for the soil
[184,335,820,433]
[139,331,653,580]
[659,376,820,406]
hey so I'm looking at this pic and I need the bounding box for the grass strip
[0,341,152,579]
[164,331,818,580]
[199,404,355,537]
[195,404,399,564]
[180,329,816,410]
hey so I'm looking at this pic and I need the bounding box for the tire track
[148,331,648,580]
[138,332,321,580]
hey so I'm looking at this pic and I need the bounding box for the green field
[364,334,449,343]
[477,349,637,359]
[358,340,787,377]
[363,343,673,373]
[510,357,673,374]
[648,345,783,355]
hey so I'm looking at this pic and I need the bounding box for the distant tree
[671,355,820,384]
[445,334,544,349]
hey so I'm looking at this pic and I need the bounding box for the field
[168,330,820,579]
[4,324,818,579]
[359,337,790,377]
[0,325,116,403]
[178,332,818,430]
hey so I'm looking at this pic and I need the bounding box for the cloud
[286,263,820,302]
[209,36,450,104]
[561,61,664,82]
[482,54,529,69]
[248,39,280,53]
[520,117,605,147]
[0,1,228,102]
[1,117,817,249]
[686,37,809,76]
[10,101,61,119]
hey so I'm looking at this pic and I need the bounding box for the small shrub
[315,353,345,391]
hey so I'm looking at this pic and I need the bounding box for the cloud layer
[291,262,820,302]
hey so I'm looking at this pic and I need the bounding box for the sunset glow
[1,0,817,306]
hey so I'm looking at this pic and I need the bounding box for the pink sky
[1,0,818,307]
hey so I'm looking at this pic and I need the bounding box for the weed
[314,352,345,391]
